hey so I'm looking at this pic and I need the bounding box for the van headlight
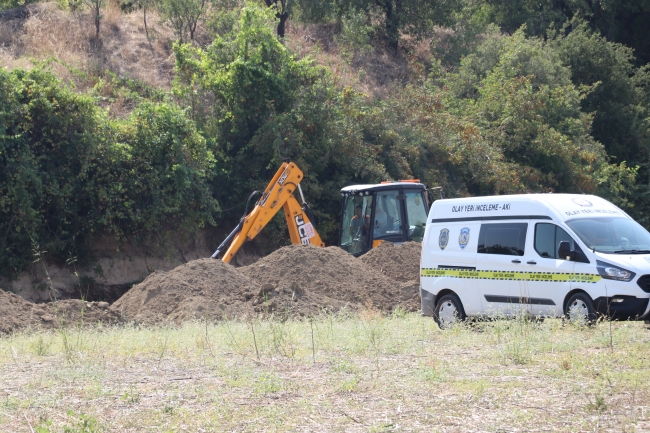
[596,260,636,282]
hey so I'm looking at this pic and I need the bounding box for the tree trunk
[143,2,148,39]
[95,11,100,39]
[384,0,399,50]
[276,11,288,38]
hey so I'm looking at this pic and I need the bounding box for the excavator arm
[211,162,325,263]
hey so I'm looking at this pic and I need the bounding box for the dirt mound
[359,241,421,283]
[240,245,416,313]
[2,242,425,333]
[0,289,120,334]
[110,258,258,324]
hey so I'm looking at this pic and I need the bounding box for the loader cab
[339,182,430,256]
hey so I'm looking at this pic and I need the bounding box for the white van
[420,194,650,326]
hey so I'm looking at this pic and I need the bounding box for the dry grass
[0,1,176,90]
[2,313,650,432]
[284,21,432,99]
[1,2,432,103]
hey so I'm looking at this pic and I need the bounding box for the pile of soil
[110,258,258,324]
[0,289,121,334]
[240,244,417,314]
[359,241,421,283]
[2,243,424,332]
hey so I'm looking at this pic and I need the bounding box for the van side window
[534,223,582,258]
[477,223,527,256]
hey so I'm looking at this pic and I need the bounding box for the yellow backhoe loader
[211,161,431,262]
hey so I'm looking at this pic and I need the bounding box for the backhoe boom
[211,162,325,263]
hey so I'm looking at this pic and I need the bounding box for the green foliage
[478,0,650,65]
[335,7,374,61]
[0,67,217,277]
[158,0,209,42]
[62,412,101,433]
[550,21,650,222]
[342,28,637,203]
[93,102,218,240]
[90,71,168,109]
[0,67,105,276]
[552,22,650,166]
[0,0,37,10]
[298,0,459,49]
[173,5,387,241]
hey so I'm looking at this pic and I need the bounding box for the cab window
[340,195,373,254]
[374,190,405,239]
[534,223,582,259]
[405,191,427,241]
[477,223,527,256]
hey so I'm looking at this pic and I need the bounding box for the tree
[173,6,391,242]
[262,0,290,38]
[445,28,637,202]
[83,0,104,39]
[0,67,218,277]
[478,0,650,65]
[159,0,208,42]
[297,0,458,50]
[551,21,650,222]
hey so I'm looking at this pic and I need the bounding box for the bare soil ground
[0,290,120,334]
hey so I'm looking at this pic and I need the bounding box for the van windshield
[565,217,650,254]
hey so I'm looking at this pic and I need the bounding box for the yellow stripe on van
[421,268,601,283]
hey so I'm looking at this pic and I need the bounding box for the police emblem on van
[572,198,593,207]
[459,227,470,249]
[438,228,449,250]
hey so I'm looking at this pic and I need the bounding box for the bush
[0,68,218,277]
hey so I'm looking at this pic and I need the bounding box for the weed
[162,405,175,415]
[586,393,608,413]
[560,358,572,371]
[35,420,54,433]
[337,376,360,393]
[420,358,445,382]
[268,319,297,358]
[255,373,283,394]
[1,314,649,431]
[222,319,247,357]
[360,317,384,371]
[391,306,408,319]
[30,334,52,356]
[120,386,140,404]
[63,412,101,433]
[331,359,357,374]
[156,329,169,366]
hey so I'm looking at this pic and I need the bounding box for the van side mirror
[557,241,575,261]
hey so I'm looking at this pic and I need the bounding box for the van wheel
[565,292,596,324]
[434,294,466,329]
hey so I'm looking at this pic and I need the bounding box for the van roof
[429,194,626,223]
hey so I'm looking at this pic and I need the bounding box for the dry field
[2,313,650,432]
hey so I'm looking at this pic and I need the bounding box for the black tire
[434,293,466,329]
[565,292,596,324]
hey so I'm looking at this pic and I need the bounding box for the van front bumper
[421,289,435,317]
[593,296,649,320]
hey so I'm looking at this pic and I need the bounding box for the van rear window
[477,223,528,256]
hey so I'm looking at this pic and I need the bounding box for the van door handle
[527,261,537,265]
[511,259,521,264]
